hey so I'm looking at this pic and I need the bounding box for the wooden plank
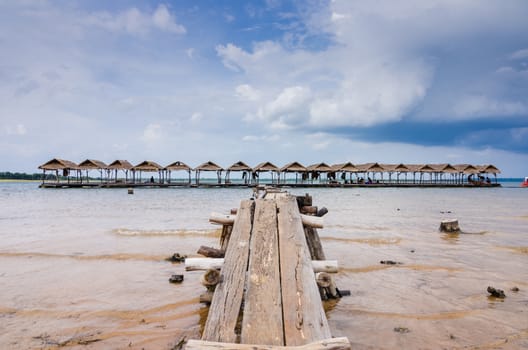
[185,258,337,273]
[185,337,351,350]
[241,199,283,345]
[202,200,255,343]
[277,195,332,346]
[304,227,326,260]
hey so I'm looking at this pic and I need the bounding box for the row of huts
[38,158,501,187]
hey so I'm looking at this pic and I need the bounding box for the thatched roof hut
[307,162,333,172]
[194,161,224,185]
[78,159,107,170]
[332,162,359,172]
[280,162,307,172]
[107,160,133,170]
[195,161,224,172]
[357,163,385,173]
[453,164,479,174]
[381,163,411,172]
[165,161,192,171]
[254,162,280,172]
[132,161,163,172]
[39,158,79,170]
[227,161,252,172]
[225,161,252,184]
[478,164,501,174]
[164,161,192,184]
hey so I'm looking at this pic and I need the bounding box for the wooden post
[202,200,255,343]
[304,227,326,261]
[197,246,225,258]
[277,196,331,345]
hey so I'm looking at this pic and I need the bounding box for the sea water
[0,182,527,349]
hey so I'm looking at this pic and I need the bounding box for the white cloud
[152,4,186,34]
[510,48,528,60]
[453,95,528,118]
[186,48,195,59]
[190,112,203,122]
[86,4,185,36]
[242,134,280,142]
[141,123,163,142]
[235,84,260,101]
[252,86,311,127]
[5,124,27,136]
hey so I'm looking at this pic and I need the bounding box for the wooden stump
[439,219,460,233]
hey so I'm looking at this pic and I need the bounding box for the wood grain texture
[277,195,332,346]
[202,200,255,343]
[186,337,351,350]
[241,199,284,345]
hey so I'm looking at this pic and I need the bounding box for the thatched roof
[478,164,501,174]
[165,161,191,171]
[382,163,411,172]
[429,164,458,173]
[254,162,280,172]
[195,161,224,171]
[419,164,435,172]
[107,160,133,170]
[280,161,307,172]
[453,164,479,174]
[332,162,359,172]
[132,161,163,172]
[77,159,107,170]
[307,162,333,172]
[38,158,79,170]
[356,163,385,172]
[227,161,252,172]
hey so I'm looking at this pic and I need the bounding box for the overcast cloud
[0,1,527,176]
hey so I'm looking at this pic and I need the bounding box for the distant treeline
[0,172,48,180]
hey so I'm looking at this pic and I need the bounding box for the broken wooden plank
[241,199,283,345]
[185,337,351,350]
[201,200,255,343]
[277,195,332,346]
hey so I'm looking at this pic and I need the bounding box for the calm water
[0,182,527,349]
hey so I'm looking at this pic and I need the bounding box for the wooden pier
[185,189,350,349]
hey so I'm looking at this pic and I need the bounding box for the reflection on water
[0,183,527,349]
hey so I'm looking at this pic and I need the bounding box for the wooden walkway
[185,191,350,349]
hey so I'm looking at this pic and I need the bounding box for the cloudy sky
[1,0,528,176]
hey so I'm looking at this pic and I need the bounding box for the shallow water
[0,183,527,349]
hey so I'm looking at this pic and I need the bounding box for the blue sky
[1,0,527,176]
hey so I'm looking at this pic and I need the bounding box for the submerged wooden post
[439,219,460,233]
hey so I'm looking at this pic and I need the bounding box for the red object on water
[522,177,528,187]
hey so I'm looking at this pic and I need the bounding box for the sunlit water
[0,182,527,349]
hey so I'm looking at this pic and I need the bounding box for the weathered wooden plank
[277,195,332,346]
[241,199,283,345]
[202,200,255,343]
[185,337,351,350]
[185,258,337,273]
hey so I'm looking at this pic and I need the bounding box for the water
[0,182,527,349]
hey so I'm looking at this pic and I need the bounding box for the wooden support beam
[185,337,351,350]
[277,196,331,346]
[209,212,236,225]
[241,199,283,345]
[201,200,255,343]
[197,245,225,258]
[185,258,338,273]
[300,214,324,229]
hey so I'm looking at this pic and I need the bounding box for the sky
[1,0,528,177]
